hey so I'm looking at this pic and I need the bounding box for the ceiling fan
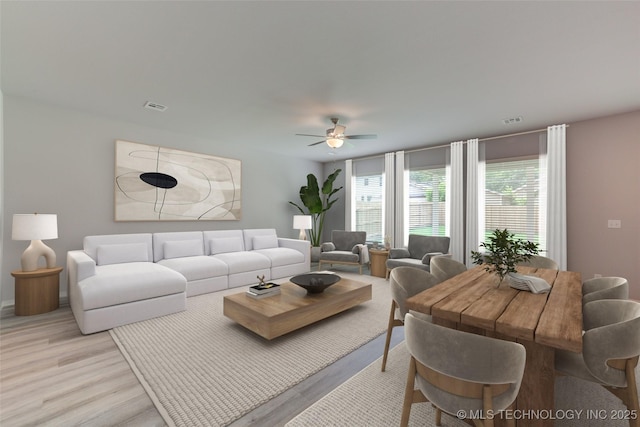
[296,118,377,148]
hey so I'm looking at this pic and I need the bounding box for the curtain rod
[401,124,570,155]
[345,124,569,162]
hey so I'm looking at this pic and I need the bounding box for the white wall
[1,95,322,306]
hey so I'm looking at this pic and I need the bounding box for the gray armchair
[385,234,450,279]
[318,230,368,274]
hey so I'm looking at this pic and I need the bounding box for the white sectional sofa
[67,228,310,334]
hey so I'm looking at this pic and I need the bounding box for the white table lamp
[293,215,312,240]
[12,213,58,272]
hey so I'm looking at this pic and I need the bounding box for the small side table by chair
[369,249,390,278]
[11,267,62,316]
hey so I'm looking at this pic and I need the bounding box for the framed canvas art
[115,140,241,221]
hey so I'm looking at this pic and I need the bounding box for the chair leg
[624,359,640,427]
[381,301,397,372]
[400,357,417,427]
[482,384,494,427]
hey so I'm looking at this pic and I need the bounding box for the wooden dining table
[406,265,583,427]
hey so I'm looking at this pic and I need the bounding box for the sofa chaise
[67,228,310,334]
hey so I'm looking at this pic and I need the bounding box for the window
[408,167,447,237]
[483,156,545,247]
[352,157,385,244]
[354,174,383,243]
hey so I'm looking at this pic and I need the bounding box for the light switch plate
[607,219,621,228]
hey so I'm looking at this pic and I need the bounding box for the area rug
[286,343,639,427]
[110,272,390,427]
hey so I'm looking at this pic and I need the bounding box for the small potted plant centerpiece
[289,169,342,262]
[470,228,539,285]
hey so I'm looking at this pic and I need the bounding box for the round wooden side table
[11,267,62,316]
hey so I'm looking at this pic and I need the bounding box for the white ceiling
[2,1,639,162]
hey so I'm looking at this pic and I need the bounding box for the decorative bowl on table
[290,273,341,294]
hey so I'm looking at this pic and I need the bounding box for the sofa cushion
[79,263,186,310]
[212,251,271,274]
[253,234,278,250]
[320,250,359,263]
[210,237,244,255]
[253,247,305,267]
[158,256,228,281]
[164,239,204,259]
[96,243,149,266]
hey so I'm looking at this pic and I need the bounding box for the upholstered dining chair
[582,276,629,306]
[381,266,439,372]
[429,256,467,283]
[517,255,559,270]
[401,313,526,427]
[555,299,640,427]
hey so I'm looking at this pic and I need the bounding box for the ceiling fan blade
[344,134,378,140]
[296,133,326,138]
[308,140,327,147]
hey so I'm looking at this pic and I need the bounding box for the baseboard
[1,296,69,319]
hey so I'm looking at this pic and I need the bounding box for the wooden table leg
[515,340,555,427]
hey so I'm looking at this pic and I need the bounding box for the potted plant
[470,228,539,283]
[289,169,342,260]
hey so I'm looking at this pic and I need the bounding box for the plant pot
[310,246,321,263]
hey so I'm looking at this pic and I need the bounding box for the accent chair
[385,234,450,279]
[318,230,368,274]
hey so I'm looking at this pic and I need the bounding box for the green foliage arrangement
[470,228,539,282]
[289,169,342,247]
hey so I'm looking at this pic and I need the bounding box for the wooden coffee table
[223,277,372,339]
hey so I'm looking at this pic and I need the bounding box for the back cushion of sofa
[84,233,153,263]
[153,231,204,261]
[96,243,149,266]
[243,228,277,251]
[164,239,204,259]
[253,234,278,250]
[210,237,244,255]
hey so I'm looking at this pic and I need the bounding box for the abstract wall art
[115,140,241,221]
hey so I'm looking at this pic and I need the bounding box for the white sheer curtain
[344,159,353,230]
[465,138,481,267]
[546,124,567,269]
[384,152,395,247]
[394,151,405,248]
[448,141,464,262]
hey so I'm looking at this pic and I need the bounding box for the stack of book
[246,282,281,299]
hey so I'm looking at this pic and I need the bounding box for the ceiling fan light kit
[326,138,344,148]
[296,117,377,149]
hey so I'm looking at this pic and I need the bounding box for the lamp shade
[293,215,312,230]
[12,214,58,241]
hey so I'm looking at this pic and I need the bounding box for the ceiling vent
[502,116,523,125]
[144,101,167,112]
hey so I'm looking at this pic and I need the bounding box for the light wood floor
[1,301,404,427]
